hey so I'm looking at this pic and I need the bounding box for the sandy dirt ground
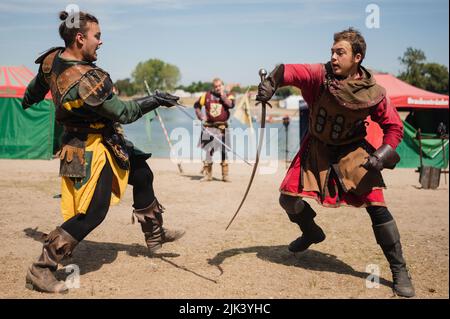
[0,157,448,299]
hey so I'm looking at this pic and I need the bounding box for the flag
[233,90,254,133]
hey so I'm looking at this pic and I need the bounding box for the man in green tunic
[22,10,185,293]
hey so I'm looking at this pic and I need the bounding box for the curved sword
[225,69,269,230]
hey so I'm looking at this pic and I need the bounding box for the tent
[0,65,58,160]
[366,73,449,168]
[279,95,304,109]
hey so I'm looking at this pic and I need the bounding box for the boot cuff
[132,198,164,224]
[50,227,78,251]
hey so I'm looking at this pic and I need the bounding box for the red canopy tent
[0,66,34,98]
[0,65,55,159]
[374,73,448,109]
[366,73,449,148]
[0,66,51,99]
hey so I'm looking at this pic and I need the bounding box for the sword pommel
[259,68,267,82]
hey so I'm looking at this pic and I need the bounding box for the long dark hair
[58,10,98,47]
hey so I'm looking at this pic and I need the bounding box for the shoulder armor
[78,68,113,106]
[35,47,64,75]
[58,64,94,100]
[35,47,64,64]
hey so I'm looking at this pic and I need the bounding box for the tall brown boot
[133,199,185,253]
[25,227,78,293]
[221,161,230,182]
[200,162,213,182]
[373,220,415,298]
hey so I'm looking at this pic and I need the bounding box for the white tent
[191,92,206,98]
[278,95,305,109]
[172,89,192,98]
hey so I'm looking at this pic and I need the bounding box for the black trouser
[61,154,155,242]
[279,194,394,226]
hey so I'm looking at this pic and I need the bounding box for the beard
[82,49,97,63]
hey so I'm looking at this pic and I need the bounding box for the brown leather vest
[300,136,386,197]
[308,63,385,146]
[309,87,371,145]
[38,49,120,178]
[41,49,94,109]
[300,65,387,197]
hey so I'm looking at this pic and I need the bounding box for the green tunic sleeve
[84,94,143,124]
[22,68,49,109]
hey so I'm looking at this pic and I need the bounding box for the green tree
[398,47,427,88]
[398,47,448,94]
[230,85,245,94]
[114,78,136,97]
[422,63,449,94]
[176,81,212,93]
[275,86,301,98]
[132,59,181,93]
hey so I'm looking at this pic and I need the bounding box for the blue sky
[1,0,448,86]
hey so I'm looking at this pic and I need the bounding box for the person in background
[194,78,235,182]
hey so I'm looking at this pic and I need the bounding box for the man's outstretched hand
[154,90,179,107]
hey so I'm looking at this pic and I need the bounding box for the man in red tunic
[194,78,235,182]
[256,28,414,297]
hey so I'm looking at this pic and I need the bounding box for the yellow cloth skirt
[60,134,129,221]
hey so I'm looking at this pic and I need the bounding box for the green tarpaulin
[397,120,449,168]
[0,97,55,160]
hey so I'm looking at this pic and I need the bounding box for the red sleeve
[370,97,404,149]
[283,64,324,106]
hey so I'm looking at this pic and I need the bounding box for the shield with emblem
[209,102,223,118]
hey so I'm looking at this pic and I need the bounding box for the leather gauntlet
[256,64,285,103]
[362,144,400,171]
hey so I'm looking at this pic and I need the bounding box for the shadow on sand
[208,244,393,289]
[181,174,223,182]
[23,227,217,283]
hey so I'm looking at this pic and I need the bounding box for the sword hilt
[259,68,267,82]
[258,68,271,108]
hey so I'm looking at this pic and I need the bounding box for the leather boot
[25,227,78,293]
[133,199,185,253]
[200,162,213,182]
[373,220,415,297]
[221,161,230,182]
[287,202,326,252]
